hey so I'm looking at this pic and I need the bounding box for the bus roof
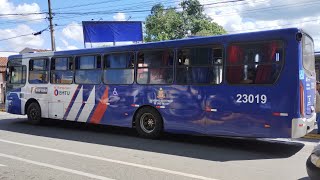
[9,27,303,60]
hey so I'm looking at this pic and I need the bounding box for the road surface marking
[0,153,114,180]
[0,138,218,180]
[0,164,6,167]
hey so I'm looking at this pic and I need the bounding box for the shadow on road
[0,117,305,162]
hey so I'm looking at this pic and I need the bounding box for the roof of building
[19,47,51,54]
[0,57,8,72]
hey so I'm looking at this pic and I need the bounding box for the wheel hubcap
[30,108,38,120]
[140,113,156,133]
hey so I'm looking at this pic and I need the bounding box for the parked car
[307,142,320,180]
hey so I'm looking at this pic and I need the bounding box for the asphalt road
[0,112,318,180]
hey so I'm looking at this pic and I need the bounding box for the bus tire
[27,102,42,125]
[135,107,163,139]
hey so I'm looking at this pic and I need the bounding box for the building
[0,57,7,103]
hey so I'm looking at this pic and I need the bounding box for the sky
[0,0,320,56]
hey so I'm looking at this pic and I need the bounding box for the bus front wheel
[135,107,163,139]
[27,102,42,125]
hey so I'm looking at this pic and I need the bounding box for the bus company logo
[54,88,70,96]
[157,88,166,99]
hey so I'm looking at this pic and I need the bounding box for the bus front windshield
[7,66,26,84]
[6,65,26,92]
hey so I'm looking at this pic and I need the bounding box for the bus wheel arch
[25,98,42,125]
[132,105,164,138]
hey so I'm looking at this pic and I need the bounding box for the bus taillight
[300,81,305,117]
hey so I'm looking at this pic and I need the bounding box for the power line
[54,0,115,10]
[0,12,47,17]
[0,0,317,19]
[1,0,319,43]
[212,0,320,17]
[0,0,315,22]
[0,34,34,42]
[54,0,246,15]
[0,18,47,26]
[0,27,49,42]
[54,0,177,12]
[50,0,263,22]
[50,0,320,22]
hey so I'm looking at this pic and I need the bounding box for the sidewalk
[303,127,320,140]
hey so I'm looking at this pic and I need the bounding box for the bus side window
[103,52,134,84]
[51,57,73,84]
[29,59,49,84]
[226,41,283,85]
[176,46,223,85]
[74,55,102,84]
[136,50,174,84]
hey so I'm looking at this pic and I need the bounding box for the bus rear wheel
[27,102,42,125]
[135,107,163,139]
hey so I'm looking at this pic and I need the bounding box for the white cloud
[0,24,44,52]
[113,13,126,21]
[0,52,18,57]
[0,0,45,22]
[199,0,320,50]
[59,39,79,50]
[62,22,83,42]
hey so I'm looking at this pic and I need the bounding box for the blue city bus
[5,28,317,138]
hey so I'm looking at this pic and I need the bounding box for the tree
[144,0,226,42]
[144,4,184,42]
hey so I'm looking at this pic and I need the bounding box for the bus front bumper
[292,113,316,138]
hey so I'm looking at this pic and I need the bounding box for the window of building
[137,50,174,84]
[29,59,49,84]
[104,52,134,84]
[226,41,284,84]
[51,57,73,84]
[176,47,223,84]
[75,55,101,84]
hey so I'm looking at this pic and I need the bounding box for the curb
[303,134,320,140]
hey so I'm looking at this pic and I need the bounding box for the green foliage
[144,0,226,42]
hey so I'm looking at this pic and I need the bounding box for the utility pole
[48,0,56,51]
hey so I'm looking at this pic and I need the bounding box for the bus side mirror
[296,33,302,42]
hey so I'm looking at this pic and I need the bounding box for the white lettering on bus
[236,94,267,104]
